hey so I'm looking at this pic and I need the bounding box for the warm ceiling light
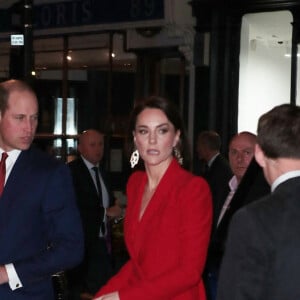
[67,55,72,61]
[111,53,116,58]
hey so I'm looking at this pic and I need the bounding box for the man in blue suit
[0,79,84,299]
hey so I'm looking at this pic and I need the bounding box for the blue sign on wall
[0,0,164,33]
[35,0,164,29]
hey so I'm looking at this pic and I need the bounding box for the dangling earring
[130,149,139,168]
[173,147,183,165]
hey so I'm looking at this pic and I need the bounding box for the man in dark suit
[204,131,269,300]
[216,157,270,239]
[196,131,232,228]
[209,157,270,300]
[217,103,300,300]
[67,129,122,299]
[0,79,84,300]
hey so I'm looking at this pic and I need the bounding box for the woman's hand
[94,291,120,300]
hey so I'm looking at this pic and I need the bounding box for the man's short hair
[0,79,35,115]
[198,131,221,151]
[257,104,300,159]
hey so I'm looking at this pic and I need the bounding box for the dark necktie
[92,166,102,200]
[92,166,106,236]
[0,152,8,196]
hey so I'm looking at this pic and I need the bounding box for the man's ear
[254,144,266,168]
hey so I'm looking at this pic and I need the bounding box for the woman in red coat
[94,96,212,300]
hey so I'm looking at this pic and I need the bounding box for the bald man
[204,131,264,300]
[67,129,121,300]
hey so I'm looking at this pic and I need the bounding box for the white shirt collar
[81,155,98,170]
[208,152,220,168]
[0,149,22,181]
[271,170,300,192]
[228,175,239,192]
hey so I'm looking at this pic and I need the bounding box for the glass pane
[238,11,293,133]
[54,97,77,135]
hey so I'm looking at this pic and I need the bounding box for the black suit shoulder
[68,156,86,171]
[245,176,300,220]
[218,177,300,300]
[209,159,270,266]
[207,154,232,180]
[68,157,114,207]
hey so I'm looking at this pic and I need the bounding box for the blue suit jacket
[0,147,84,299]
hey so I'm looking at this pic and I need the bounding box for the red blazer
[95,159,212,299]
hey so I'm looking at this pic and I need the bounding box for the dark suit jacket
[217,176,300,300]
[68,157,114,244]
[0,147,84,300]
[203,154,232,229]
[207,158,270,270]
[67,157,115,293]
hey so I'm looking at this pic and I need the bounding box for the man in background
[67,129,122,300]
[0,79,83,300]
[196,130,232,228]
[204,131,259,300]
[217,131,257,226]
[217,104,300,300]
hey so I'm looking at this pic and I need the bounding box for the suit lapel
[129,160,180,254]
[0,150,33,220]
[78,158,98,196]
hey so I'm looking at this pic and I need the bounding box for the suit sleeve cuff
[5,264,23,290]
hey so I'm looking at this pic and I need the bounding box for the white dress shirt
[217,175,239,226]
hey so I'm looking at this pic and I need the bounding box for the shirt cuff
[5,264,23,290]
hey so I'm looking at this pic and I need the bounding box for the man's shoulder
[68,157,84,169]
[213,154,230,167]
[67,158,92,182]
[234,192,282,228]
[17,147,71,179]
[24,146,62,166]
[210,154,232,177]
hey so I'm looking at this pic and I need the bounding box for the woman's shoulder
[176,165,209,187]
[127,170,145,186]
